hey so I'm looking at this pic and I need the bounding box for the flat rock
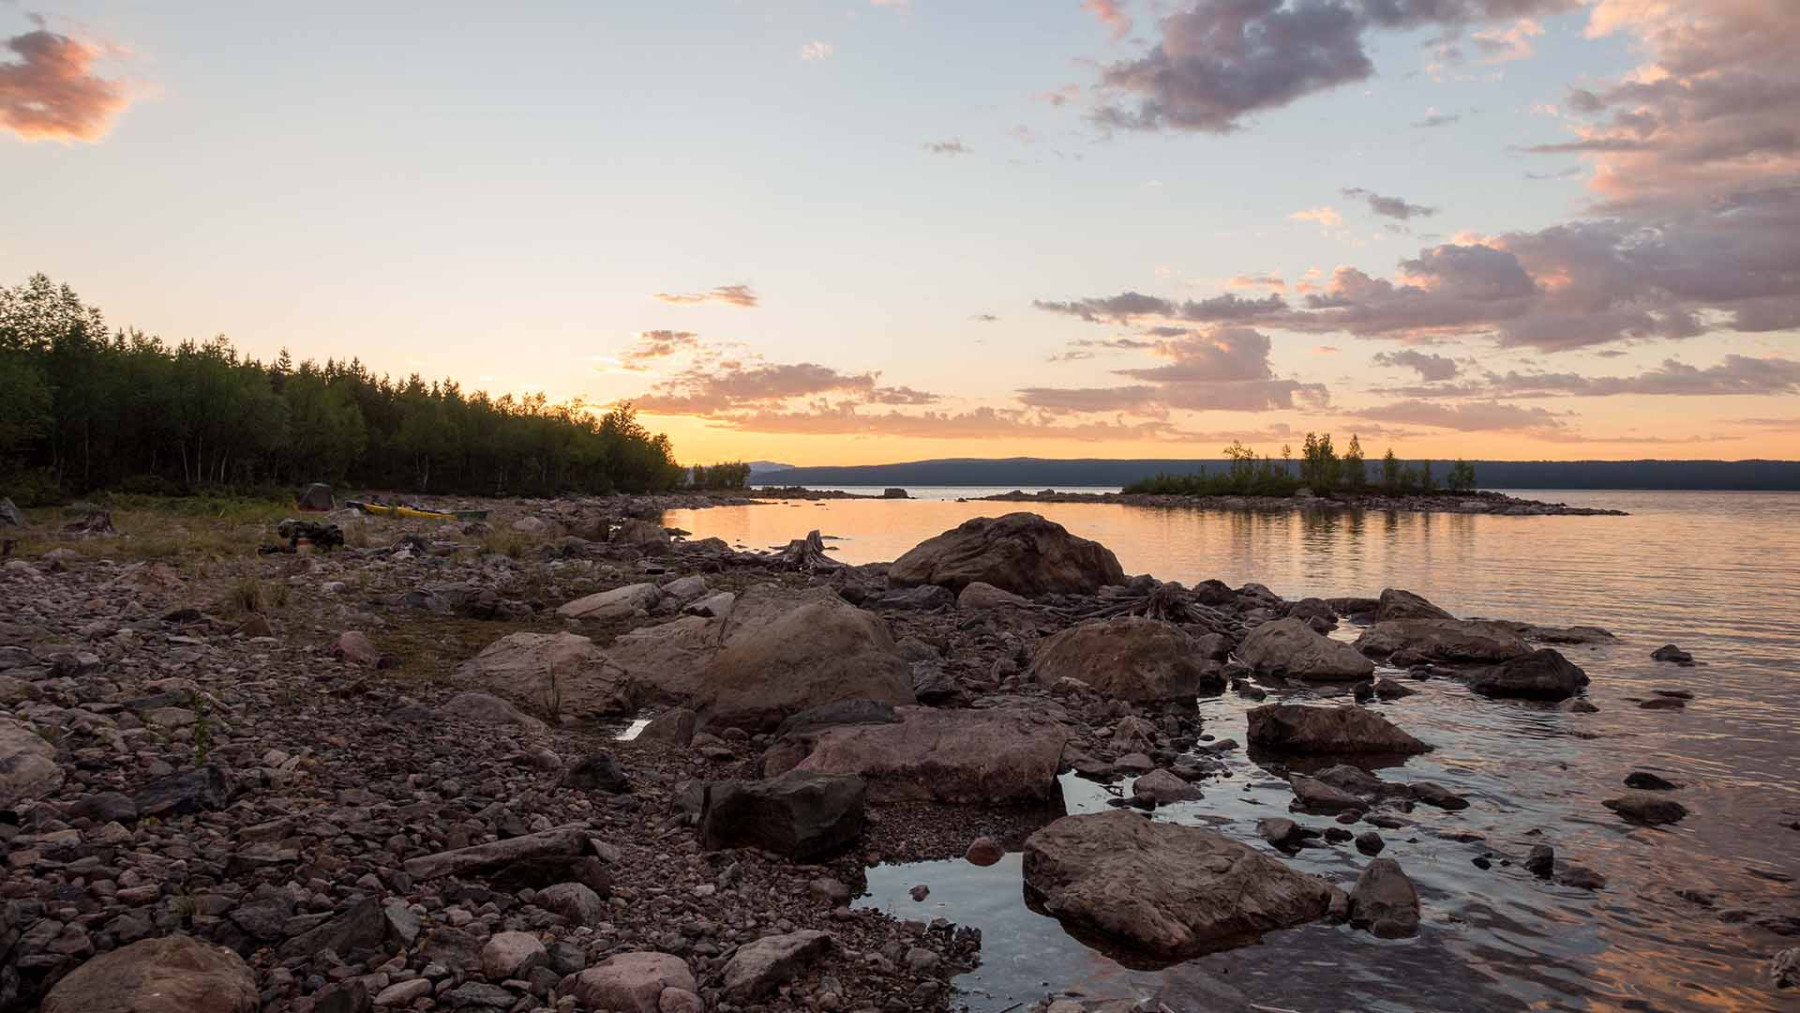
[957,580,1030,610]
[1603,791,1689,825]
[1354,618,1532,663]
[42,934,259,1013]
[556,582,660,621]
[0,715,64,809]
[455,631,634,720]
[794,705,1068,804]
[1289,774,1365,812]
[720,930,833,1001]
[1246,704,1430,754]
[1023,811,1343,958]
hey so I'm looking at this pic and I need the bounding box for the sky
[2,0,1797,465]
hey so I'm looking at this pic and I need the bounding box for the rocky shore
[978,488,1629,516]
[1,500,1786,1012]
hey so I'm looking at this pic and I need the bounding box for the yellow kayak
[348,501,458,521]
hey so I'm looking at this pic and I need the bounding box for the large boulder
[700,771,867,859]
[1028,617,1223,703]
[1022,811,1343,959]
[455,631,634,720]
[1347,858,1421,938]
[42,935,259,1013]
[1246,704,1430,754]
[560,952,699,1013]
[556,583,660,621]
[1238,618,1375,681]
[887,512,1126,597]
[1466,648,1589,701]
[693,591,913,732]
[793,706,1068,804]
[1354,618,1532,663]
[0,715,63,809]
[1374,588,1453,621]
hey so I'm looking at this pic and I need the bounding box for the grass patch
[221,576,290,617]
[14,500,293,560]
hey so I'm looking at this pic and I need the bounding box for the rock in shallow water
[1029,616,1224,702]
[1023,810,1344,958]
[1246,703,1430,755]
[1239,617,1375,681]
[1603,791,1689,825]
[1348,858,1421,938]
[1466,648,1590,701]
[887,511,1126,596]
[793,705,1069,804]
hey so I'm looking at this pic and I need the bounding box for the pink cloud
[0,25,132,143]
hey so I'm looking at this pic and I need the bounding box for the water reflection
[674,491,1800,1012]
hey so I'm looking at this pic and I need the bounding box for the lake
[663,490,1800,1012]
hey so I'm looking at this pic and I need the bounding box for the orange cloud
[651,284,759,308]
[0,25,131,143]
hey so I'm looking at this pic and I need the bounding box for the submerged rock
[1603,791,1689,826]
[1029,616,1223,702]
[1246,703,1430,754]
[887,512,1126,596]
[1022,811,1343,959]
[1238,617,1375,681]
[1466,648,1590,701]
[1347,858,1421,938]
[1651,644,1696,666]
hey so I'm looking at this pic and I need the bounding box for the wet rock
[1772,947,1799,989]
[1525,844,1555,878]
[887,512,1126,596]
[1372,677,1416,699]
[1625,770,1681,791]
[1375,588,1454,622]
[0,715,64,808]
[1348,858,1421,939]
[1023,811,1343,958]
[1558,865,1607,890]
[133,765,230,818]
[701,771,867,859]
[1411,782,1470,811]
[1239,618,1375,681]
[1029,617,1224,702]
[721,929,833,1001]
[958,580,1030,610]
[556,582,660,621]
[794,705,1069,804]
[1133,768,1202,804]
[1603,791,1689,826]
[1651,644,1695,666]
[42,934,259,1013]
[480,931,547,980]
[1466,648,1590,701]
[1355,831,1385,856]
[1289,773,1365,813]
[455,631,634,720]
[966,836,1004,866]
[693,590,914,732]
[1354,619,1532,664]
[1246,703,1430,754]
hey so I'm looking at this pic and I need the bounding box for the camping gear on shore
[297,483,335,511]
[263,518,344,554]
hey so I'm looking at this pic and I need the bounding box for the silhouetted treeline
[1124,435,1477,496]
[0,274,686,502]
[763,457,1800,491]
[688,462,751,489]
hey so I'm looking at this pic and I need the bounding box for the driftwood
[63,509,116,537]
[402,824,591,881]
[1053,583,1240,637]
[772,530,843,572]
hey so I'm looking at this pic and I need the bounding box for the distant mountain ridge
[758,457,1800,491]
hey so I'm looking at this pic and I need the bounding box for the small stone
[1525,844,1555,878]
[909,885,929,902]
[965,836,1003,866]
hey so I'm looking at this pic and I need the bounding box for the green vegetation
[1124,433,1479,497]
[1,274,686,504]
[687,461,752,490]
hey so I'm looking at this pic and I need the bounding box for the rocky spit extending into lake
[0,498,1789,1013]
[980,488,1629,516]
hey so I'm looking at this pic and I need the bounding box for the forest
[1124,434,1478,497]
[0,274,739,504]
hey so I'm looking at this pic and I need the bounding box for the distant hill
[762,457,1800,491]
[746,461,795,479]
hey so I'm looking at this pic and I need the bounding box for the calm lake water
[664,491,1800,1012]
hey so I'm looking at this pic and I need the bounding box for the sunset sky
[3,1,1796,465]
